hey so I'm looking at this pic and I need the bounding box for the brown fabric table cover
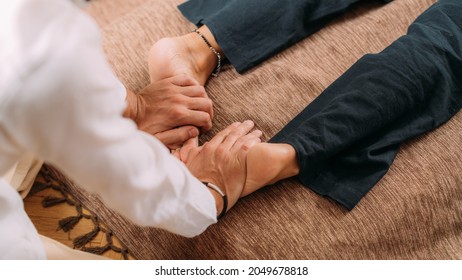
[48,0,462,259]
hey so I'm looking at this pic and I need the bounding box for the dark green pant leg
[271,0,462,209]
[179,0,376,72]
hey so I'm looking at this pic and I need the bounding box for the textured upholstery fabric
[51,0,462,259]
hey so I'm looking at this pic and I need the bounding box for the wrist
[209,188,224,217]
[203,181,227,219]
[123,89,141,121]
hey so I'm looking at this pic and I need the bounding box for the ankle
[267,143,300,183]
[182,29,222,80]
[279,144,300,179]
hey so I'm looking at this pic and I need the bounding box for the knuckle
[182,74,193,83]
[202,142,214,153]
[228,130,241,139]
[204,98,213,109]
[197,86,207,97]
[169,107,185,119]
[199,113,212,125]
[177,129,189,141]
[169,94,184,103]
[215,145,226,156]
[234,136,245,145]
[240,143,251,152]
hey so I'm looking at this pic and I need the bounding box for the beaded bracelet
[192,29,222,77]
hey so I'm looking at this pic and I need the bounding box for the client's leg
[243,0,462,209]
[149,0,373,84]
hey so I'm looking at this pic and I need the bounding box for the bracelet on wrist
[203,181,227,219]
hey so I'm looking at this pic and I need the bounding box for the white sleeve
[0,179,46,259]
[2,0,216,237]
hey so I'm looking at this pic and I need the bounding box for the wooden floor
[23,177,132,260]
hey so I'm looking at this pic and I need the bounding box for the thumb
[169,74,200,87]
[155,126,199,150]
[180,136,199,162]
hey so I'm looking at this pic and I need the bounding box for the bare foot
[242,143,300,197]
[149,29,221,85]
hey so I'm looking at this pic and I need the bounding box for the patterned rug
[33,166,132,259]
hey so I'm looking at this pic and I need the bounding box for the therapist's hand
[124,75,213,149]
[175,121,262,216]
